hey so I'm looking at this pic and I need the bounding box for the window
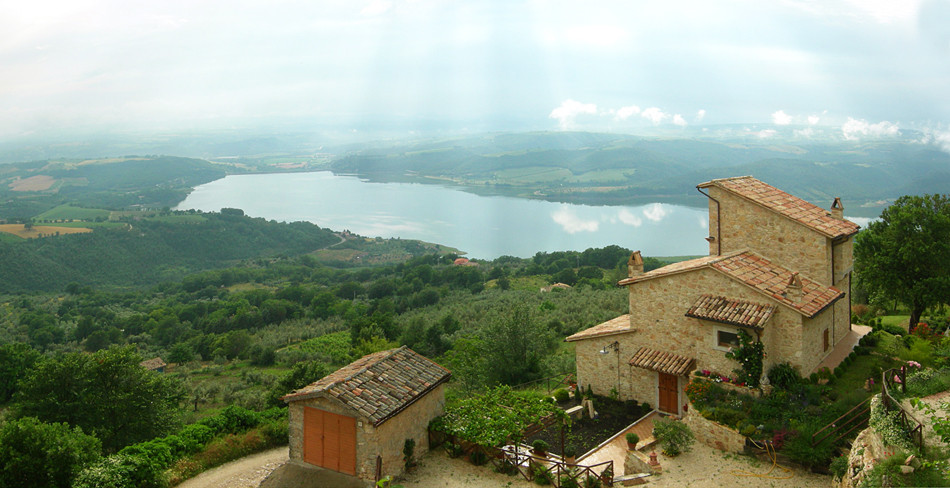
[823,329,829,352]
[717,330,740,349]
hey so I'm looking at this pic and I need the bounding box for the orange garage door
[303,406,357,475]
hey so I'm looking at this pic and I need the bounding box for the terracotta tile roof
[617,254,726,286]
[283,346,451,426]
[629,347,694,376]
[709,251,844,317]
[139,357,166,370]
[619,250,843,317]
[565,314,631,342]
[685,294,776,329]
[698,176,860,239]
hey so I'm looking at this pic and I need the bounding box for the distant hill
[0,156,228,219]
[329,132,950,216]
[0,212,341,292]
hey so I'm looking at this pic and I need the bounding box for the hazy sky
[3,0,950,141]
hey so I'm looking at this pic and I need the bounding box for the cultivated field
[8,175,56,191]
[0,224,92,238]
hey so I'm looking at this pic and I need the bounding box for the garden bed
[525,395,648,457]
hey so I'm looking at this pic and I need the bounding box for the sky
[3,0,950,144]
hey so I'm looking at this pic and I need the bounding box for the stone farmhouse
[567,176,860,416]
[283,346,451,484]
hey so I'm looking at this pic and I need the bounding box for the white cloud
[918,128,950,154]
[695,109,706,122]
[641,107,669,125]
[643,203,669,222]
[755,129,778,138]
[772,110,793,125]
[361,0,392,16]
[794,127,815,138]
[672,114,687,127]
[617,209,643,227]
[807,115,821,125]
[615,105,641,120]
[549,99,597,129]
[552,207,599,233]
[841,117,900,140]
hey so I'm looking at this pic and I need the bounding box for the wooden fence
[880,366,924,452]
[429,429,615,487]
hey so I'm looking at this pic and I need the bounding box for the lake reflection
[176,172,710,259]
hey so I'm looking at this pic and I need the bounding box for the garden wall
[683,405,746,453]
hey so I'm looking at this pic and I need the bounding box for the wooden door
[303,406,357,475]
[658,373,678,414]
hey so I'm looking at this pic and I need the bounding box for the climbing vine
[429,386,567,447]
[724,330,764,388]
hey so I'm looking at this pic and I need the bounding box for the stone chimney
[627,251,644,278]
[785,272,803,302]
[831,197,844,220]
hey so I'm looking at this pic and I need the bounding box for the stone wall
[373,384,446,480]
[287,384,446,482]
[683,405,746,453]
[709,186,835,286]
[628,267,806,373]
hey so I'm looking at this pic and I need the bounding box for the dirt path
[175,447,288,488]
[399,443,830,488]
[175,442,829,488]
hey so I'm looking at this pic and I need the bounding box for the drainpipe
[696,186,721,255]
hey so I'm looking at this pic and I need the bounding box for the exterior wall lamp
[599,341,619,354]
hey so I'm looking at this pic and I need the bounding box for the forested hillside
[329,131,950,216]
[0,156,227,219]
[0,211,340,292]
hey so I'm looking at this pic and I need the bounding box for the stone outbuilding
[282,346,451,484]
[139,357,167,373]
[567,176,860,416]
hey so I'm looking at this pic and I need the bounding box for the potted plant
[531,439,549,457]
[625,432,640,450]
[563,444,577,465]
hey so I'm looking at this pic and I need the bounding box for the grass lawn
[830,352,902,395]
[35,204,111,221]
[880,315,911,329]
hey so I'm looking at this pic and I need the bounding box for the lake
[176,171,712,259]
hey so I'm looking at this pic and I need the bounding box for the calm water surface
[176,172,710,259]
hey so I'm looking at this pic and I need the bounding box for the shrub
[625,432,639,446]
[830,455,848,480]
[582,475,602,488]
[72,454,151,488]
[767,363,802,391]
[532,464,552,485]
[559,472,580,488]
[531,439,549,453]
[554,389,570,403]
[445,443,463,458]
[403,438,416,471]
[0,417,101,488]
[652,418,694,456]
[782,422,834,468]
[641,402,651,411]
[469,448,487,466]
[494,458,518,475]
[199,405,261,434]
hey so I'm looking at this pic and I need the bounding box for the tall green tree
[855,194,950,328]
[482,305,558,386]
[13,346,185,452]
[0,417,101,488]
[0,343,41,402]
